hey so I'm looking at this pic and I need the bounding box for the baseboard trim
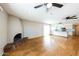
[28,34,43,39]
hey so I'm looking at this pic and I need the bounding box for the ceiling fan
[34,3,63,11]
[65,15,78,19]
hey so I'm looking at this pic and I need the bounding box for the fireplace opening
[14,33,22,42]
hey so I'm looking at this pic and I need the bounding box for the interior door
[74,25,79,36]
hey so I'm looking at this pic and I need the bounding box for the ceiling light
[47,3,52,8]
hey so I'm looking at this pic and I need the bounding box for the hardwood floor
[3,35,79,56]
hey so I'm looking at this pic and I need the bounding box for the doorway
[73,24,79,36]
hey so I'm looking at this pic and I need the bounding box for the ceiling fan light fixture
[47,3,52,8]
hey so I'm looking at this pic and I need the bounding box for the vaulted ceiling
[1,3,79,24]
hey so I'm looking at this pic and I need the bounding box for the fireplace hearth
[14,33,22,42]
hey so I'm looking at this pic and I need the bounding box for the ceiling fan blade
[34,4,43,8]
[66,15,78,19]
[52,3,63,8]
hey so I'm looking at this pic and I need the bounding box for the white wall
[0,8,8,55]
[8,15,22,43]
[22,20,44,39]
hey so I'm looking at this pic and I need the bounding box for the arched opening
[14,33,22,42]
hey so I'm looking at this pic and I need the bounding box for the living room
[0,3,79,56]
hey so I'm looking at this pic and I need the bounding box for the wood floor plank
[3,35,79,56]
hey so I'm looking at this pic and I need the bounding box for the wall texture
[0,8,8,55]
[8,15,22,43]
[22,20,44,39]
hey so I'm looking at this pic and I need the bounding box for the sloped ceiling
[1,3,79,24]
